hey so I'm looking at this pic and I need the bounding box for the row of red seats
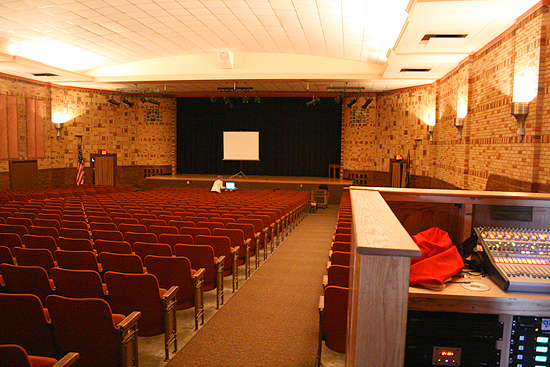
[0,184,134,204]
[0,187,311,365]
[316,193,352,366]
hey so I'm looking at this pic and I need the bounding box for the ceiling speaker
[218,50,234,69]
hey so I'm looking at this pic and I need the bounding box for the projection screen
[223,131,260,161]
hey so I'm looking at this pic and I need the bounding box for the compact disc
[461,282,490,292]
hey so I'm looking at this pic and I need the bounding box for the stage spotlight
[347,98,358,108]
[306,96,320,106]
[140,96,147,103]
[147,98,160,105]
[122,98,134,107]
[361,97,373,109]
[108,98,120,106]
[223,97,233,108]
[254,95,261,103]
[242,96,249,103]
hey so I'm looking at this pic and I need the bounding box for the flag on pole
[76,144,84,186]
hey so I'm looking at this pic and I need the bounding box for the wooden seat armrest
[244,238,252,246]
[54,352,80,367]
[231,245,240,255]
[322,274,328,288]
[117,311,141,330]
[319,295,324,311]
[162,285,179,302]
[327,260,331,268]
[216,255,226,266]
[192,267,205,280]
[254,232,260,239]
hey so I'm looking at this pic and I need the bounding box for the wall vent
[421,34,468,42]
[32,73,59,77]
[400,68,431,73]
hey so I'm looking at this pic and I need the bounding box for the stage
[143,174,353,205]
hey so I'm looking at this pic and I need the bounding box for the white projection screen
[223,131,260,161]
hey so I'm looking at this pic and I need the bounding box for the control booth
[347,187,550,367]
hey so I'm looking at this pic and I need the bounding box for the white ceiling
[0,0,540,95]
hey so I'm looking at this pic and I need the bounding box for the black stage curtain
[177,97,342,177]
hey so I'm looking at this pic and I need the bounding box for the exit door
[91,154,116,185]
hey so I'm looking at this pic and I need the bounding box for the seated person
[211,175,225,193]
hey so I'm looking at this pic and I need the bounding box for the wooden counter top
[409,274,550,317]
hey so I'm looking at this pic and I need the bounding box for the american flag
[76,144,84,186]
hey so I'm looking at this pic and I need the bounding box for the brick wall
[340,5,549,193]
[0,77,176,190]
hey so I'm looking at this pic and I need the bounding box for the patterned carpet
[166,206,338,367]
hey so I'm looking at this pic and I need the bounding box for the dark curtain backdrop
[176,97,342,177]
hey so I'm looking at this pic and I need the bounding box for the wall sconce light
[53,121,64,139]
[454,117,464,141]
[427,124,435,142]
[511,101,529,142]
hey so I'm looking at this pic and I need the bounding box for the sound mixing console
[475,227,550,293]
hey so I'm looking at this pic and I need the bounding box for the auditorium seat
[227,222,260,270]
[99,252,146,274]
[196,221,224,232]
[0,224,28,238]
[331,241,351,253]
[0,245,15,265]
[28,226,59,241]
[94,239,133,256]
[180,226,210,241]
[89,222,118,231]
[60,220,88,230]
[103,271,177,361]
[118,223,147,236]
[32,218,61,231]
[148,225,178,239]
[51,267,108,299]
[124,231,157,247]
[133,242,172,262]
[318,286,349,356]
[213,227,250,278]
[12,247,57,276]
[0,293,58,358]
[54,250,102,274]
[158,233,194,252]
[144,255,205,328]
[7,217,33,229]
[0,264,54,304]
[0,232,24,250]
[237,217,267,261]
[183,216,209,226]
[57,237,94,252]
[174,244,224,309]
[324,265,350,288]
[139,218,166,227]
[59,228,91,241]
[210,217,236,227]
[91,229,124,242]
[195,235,238,290]
[87,215,112,224]
[46,295,140,367]
[112,217,139,227]
[330,251,350,266]
[0,344,79,367]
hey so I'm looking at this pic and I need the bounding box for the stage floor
[143,174,353,205]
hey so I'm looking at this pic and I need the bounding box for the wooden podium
[390,159,407,188]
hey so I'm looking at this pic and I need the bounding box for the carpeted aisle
[166,206,339,367]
